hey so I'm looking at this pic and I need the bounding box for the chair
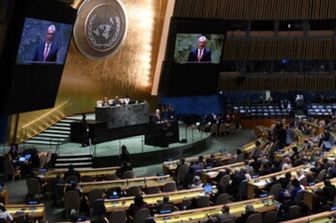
[4,158,20,182]
[162,182,177,192]
[246,213,262,223]
[145,186,161,194]
[288,205,300,220]
[13,214,25,223]
[64,175,79,183]
[105,174,119,180]
[316,169,326,182]
[269,183,282,200]
[196,196,210,208]
[91,199,106,217]
[133,208,150,223]
[236,153,244,162]
[122,170,135,179]
[215,193,231,204]
[293,190,304,205]
[53,183,65,206]
[218,175,231,192]
[332,196,336,206]
[64,190,81,218]
[127,186,141,196]
[179,199,191,210]
[238,180,248,200]
[26,178,43,200]
[81,176,93,182]
[87,189,103,214]
[108,210,126,223]
[262,210,277,223]
[215,158,224,166]
[218,219,234,223]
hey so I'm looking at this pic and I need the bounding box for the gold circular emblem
[73,0,127,60]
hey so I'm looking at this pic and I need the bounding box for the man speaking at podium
[33,24,58,62]
[152,109,162,124]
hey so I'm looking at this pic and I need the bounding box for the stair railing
[21,101,71,143]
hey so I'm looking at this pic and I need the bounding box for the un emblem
[73,0,127,60]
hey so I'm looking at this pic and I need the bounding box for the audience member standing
[81,114,90,147]
[64,165,81,182]
[120,145,131,164]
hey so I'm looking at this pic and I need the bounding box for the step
[49,126,70,131]
[44,129,70,135]
[59,119,77,123]
[56,157,92,162]
[54,162,92,167]
[31,136,67,142]
[54,122,71,127]
[57,154,92,158]
[38,133,69,138]
[25,140,60,145]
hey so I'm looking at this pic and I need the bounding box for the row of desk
[162,137,264,176]
[247,165,306,199]
[37,166,120,182]
[303,177,336,210]
[162,152,233,175]
[153,196,278,223]
[78,175,174,193]
[104,187,214,212]
[281,210,336,223]
[6,204,45,221]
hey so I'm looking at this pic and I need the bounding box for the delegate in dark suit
[187,48,212,62]
[33,42,58,62]
[32,24,58,63]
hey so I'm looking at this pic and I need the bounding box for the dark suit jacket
[33,42,58,62]
[152,114,161,123]
[187,48,211,62]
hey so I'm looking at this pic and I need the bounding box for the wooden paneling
[222,37,336,60]
[218,73,336,91]
[174,0,336,20]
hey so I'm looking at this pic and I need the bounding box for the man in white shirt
[0,203,13,222]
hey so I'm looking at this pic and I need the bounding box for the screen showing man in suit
[33,24,58,62]
[16,17,73,65]
[173,33,224,64]
[187,36,211,63]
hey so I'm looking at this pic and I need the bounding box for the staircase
[24,117,77,146]
[54,153,93,168]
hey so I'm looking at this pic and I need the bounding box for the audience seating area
[3,117,336,223]
[233,104,291,118]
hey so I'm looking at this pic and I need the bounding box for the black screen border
[159,17,228,97]
[1,0,77,114]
